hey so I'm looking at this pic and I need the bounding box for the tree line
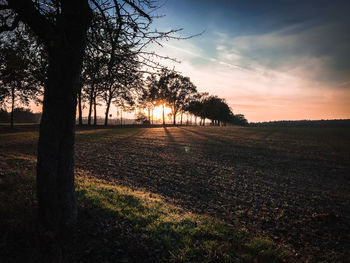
[0,34,247,127]
[0,107,40,123]
[0,0,247,237]
[250,119,350,128]
[0,11,247,129]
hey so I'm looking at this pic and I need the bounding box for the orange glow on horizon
[146,105,172,121]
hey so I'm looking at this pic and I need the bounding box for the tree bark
[162,104,165,125]
[36,3,91,232]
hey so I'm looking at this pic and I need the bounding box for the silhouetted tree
[0,0,186,233]
[232,114,248,126]
[158,70,197,125]
[1,0,92,231]
[148,72,167,125]
[82,44,107,126]
[138,75,157,123]
[0,30,42,127]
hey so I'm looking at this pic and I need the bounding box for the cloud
[152,32,349,121]
[214,22,350,86]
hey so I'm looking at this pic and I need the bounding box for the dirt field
[1,126,349,262]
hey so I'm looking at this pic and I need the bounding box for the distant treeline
[0,108,41,124]
[250,119,350,128]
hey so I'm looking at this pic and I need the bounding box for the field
[1,126,349,262]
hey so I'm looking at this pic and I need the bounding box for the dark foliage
[250,119,350,128]
[0,107,41,123]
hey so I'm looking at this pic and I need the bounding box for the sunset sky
[30,1,350,122]
[149,0,350,122]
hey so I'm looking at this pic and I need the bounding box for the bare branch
[7,0,56,44]
[122,0,151,21]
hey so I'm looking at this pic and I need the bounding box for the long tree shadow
[1,166,254,263]
[163,126,176,145]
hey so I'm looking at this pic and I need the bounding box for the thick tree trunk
[36,4,91,232]
[77,84,83,126]
[10,87,14,128]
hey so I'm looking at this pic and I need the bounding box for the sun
[145,105,172,120]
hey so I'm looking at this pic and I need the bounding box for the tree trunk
[120,109,123,125]
[36,3,91,232]
[203,118,205,126]
[87,85,94,125]
[93,94,97,125]
[151,109,153,125]
[180,113,183,125]
[77,84,83,126]
[148,108,150,124]
[104,95,112,126]
[162,104,165,125]
[10,87,14,128]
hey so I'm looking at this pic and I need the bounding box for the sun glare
[147,105,172,120]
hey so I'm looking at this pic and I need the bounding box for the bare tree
[0,0,190,233]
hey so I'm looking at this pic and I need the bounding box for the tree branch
[122,0,151,21]
[7,0,56,44]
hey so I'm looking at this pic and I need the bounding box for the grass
[0,160,291,262]
[1,125,349,262]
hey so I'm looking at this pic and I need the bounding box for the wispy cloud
[153,26,350,121]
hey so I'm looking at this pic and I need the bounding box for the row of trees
[1,36,247,127]
[137,69,247,126]
[0,29,45,127]
[0,0,185,234]
[0,107,41,123]
[0,0,247,236]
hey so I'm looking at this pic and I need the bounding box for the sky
[147,0,350,122]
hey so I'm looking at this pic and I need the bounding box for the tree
[148,72,167,125]
[0,29,42,127]
[82,44,107,126]
[1,0,93,232]
[1,0,186,233]
[138,75,157,124]
[158,70,197,125]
